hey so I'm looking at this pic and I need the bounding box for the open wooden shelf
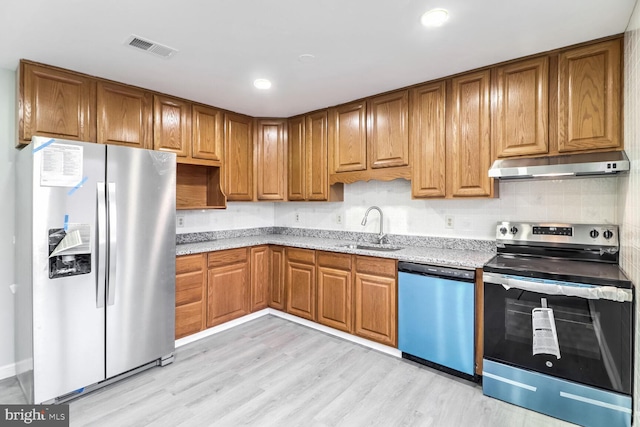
[176,163,227,209]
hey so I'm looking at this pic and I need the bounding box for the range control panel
[496,222,619,248]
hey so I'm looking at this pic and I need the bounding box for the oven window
[484,281,632,394]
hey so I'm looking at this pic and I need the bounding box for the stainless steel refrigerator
[14,136,176,404]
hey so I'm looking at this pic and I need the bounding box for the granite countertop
[176,229,496,269]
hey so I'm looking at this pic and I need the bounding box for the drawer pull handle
[483,372,537,392]
[559,391,631,414]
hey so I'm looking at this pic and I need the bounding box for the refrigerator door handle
[96,182,107,308]
[107,182,117,306]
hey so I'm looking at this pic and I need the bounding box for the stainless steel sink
[337,243,403,252]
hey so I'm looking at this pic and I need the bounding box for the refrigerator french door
[15,137,176,404]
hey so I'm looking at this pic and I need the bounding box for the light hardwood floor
[0,315,576,426]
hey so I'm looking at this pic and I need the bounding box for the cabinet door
[287,116,306,201]
[269,246,286,310]
[175,254,206,339]
[192,104,223,162]
[354,256,397,347]
[97,81,152,149]
[448,70,492,197]
[225,112,254,201]
[317,252,353,333]
[330,102,367,173]
[250,246,269,312]
[494,57,549,157]
[306,111,329,201]
[410,81,446,198]
[256,119,286,200]
[286,248,316,321]
[153,95,191,157]
[207,249,250,327]
[368,90,409,169]
[558,39,621,152]
[19,62,96,144]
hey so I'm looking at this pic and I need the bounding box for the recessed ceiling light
[298,54,316,63]
[421,8,449,27]
[253,79,272,90]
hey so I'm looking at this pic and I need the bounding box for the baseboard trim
[175,309,270,348]
[0,362,16,380]
[175,308,402,359]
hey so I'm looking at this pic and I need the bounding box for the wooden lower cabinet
[175,254,207,339]
[285,248,316,321]
[317,251,353,333]
[269,246,286,310]
[250,246,269,311]
[207,248,250,327]
[354,256,397,347]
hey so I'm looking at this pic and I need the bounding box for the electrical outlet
[177,215,185,228]
[336,214,343,224]
[294,213,300,223]
[445,215,454,229]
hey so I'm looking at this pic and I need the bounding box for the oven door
[483,272,633,395]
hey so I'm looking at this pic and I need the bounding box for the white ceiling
[1,0,636,117]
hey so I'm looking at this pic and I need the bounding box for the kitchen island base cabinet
[207,248,250,328]
[285,248,316,321]
[317,251,353,333]
[175,254,207,339]
[354,256,397,347]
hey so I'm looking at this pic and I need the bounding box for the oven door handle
[483,272,633,303]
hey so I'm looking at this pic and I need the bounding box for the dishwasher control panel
[398,262,475,281]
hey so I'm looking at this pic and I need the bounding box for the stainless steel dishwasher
[398,261,477,381]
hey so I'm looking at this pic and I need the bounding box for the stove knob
[510,226,518,235]
[589,229,600,239]
[499,227,508,235]
[603,230,614,240]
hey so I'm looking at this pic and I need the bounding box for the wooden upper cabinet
[256,119,286,201]
[97,81,152,149]
[493,56,549,157]
[19,62,96,145]
[306,111,329,201]
[224,112,254,201]
[448,70,492,197]
[558,39,622,152]
[287,116,306,201]
[368,90,409,169]
[153,94,191,157]
[410,81,447,198]
[192,104,223,163]
[330,102,367,173]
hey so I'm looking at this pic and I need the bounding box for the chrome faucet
[361,206,386,244]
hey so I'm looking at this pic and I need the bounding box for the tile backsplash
[623,1,640,423]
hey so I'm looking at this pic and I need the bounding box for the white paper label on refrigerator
[40,143,83,187]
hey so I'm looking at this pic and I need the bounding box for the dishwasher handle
[398,262,475,281]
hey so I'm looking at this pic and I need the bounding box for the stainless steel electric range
[482,222,633,427]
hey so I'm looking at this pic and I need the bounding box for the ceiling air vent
[124,35,178,59]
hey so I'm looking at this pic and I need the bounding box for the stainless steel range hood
[488,150,629,180]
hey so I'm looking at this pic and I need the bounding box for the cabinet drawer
[317,251,352,270]
[175,302,204,339]
[176,254,205,275]
[208,248,248,267]
[356,256,396,277]
[176,271,204,306]
[286,247,316,264]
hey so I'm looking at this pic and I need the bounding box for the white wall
[176,202,275,234]
[0,68,16,377]
[622,3,640,421]
[273,178,618,240]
